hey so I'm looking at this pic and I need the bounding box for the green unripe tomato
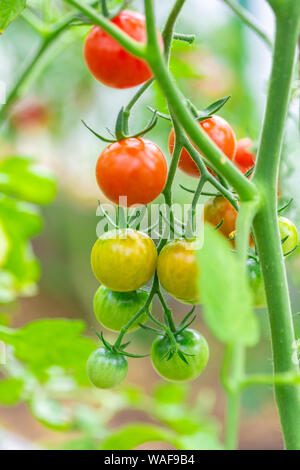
[278,217,299,257]
[87,347,128,389]
[93,286,150,332]
[246,258,266,308]
[151,329,209,382]
[91,228,157,292]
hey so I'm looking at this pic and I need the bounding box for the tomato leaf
[0,156,56,205]
[197,225,259,346]
[0,0,26,33]
[0,378,24,405]
[0,319,97,384]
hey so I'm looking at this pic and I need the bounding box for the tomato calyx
[92,327,149,359]
[140,305,198,365]
[82,106,158,143]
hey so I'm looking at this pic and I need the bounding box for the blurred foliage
[0,328,223,449]
[0,155,56,308]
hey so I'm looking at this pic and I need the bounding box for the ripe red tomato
[234,138,256,174]
[168,115,237,177]
[84,10,162,89]
[96,138,167,206]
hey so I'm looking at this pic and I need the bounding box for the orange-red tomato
[84,10,162,89]
[96,138,167,206]
[168,115,237,178]
[234,138,256,174]
[204,196,237,241]
[204,196,254,246]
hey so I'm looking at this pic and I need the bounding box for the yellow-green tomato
[91,228,157,292]
[151,329,209,382]
[93,286,150,332]
[278,217,299,257]
[157,238,200,304]
[87,347,128,389]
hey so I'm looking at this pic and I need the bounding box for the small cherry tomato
[234,138,256,174]
[96,138,167,206]
[278,217,299,257]
[246,258,266,308]
[168,115,237,178]
[87,347,128,388]
[204,196,237,241]
[93,286,150,331]
[151,329,209,382]
[84,10,162,89]
[157,238,200,304]
[91,228,157,292]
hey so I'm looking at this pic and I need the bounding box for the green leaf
[177,431,224,450]
[197,225,259,346]
[0,378,23,405]
[30,396,72,431]
[99,424,178,450]
[0,319,97,384]
[153,382,188,404]
[0,156,56,205]
[0,0,26,33]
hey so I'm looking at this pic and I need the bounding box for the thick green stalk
[224,344,245,450]
[252,4,300,450]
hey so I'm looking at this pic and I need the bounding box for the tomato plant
[91,228,157,291]
[278,216,299,257]
[157,239,199,304]
[168,115,237,177]
[87,347,128,388]
[96,138,167,206]
[93,286,150,331]
[151,329,209,382]
[234,138,256,174]
[84,10,162,89]
[1,0,300,453]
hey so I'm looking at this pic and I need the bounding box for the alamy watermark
[96,198,205,246]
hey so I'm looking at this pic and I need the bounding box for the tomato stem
[252,6,300,449]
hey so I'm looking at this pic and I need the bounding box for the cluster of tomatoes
[83,9,299,389]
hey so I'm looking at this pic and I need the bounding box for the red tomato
[234,138,256,174]
[96,138,167,206]
[11,98,49,131]
[168,115,237,178]
[84,10,162,89]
